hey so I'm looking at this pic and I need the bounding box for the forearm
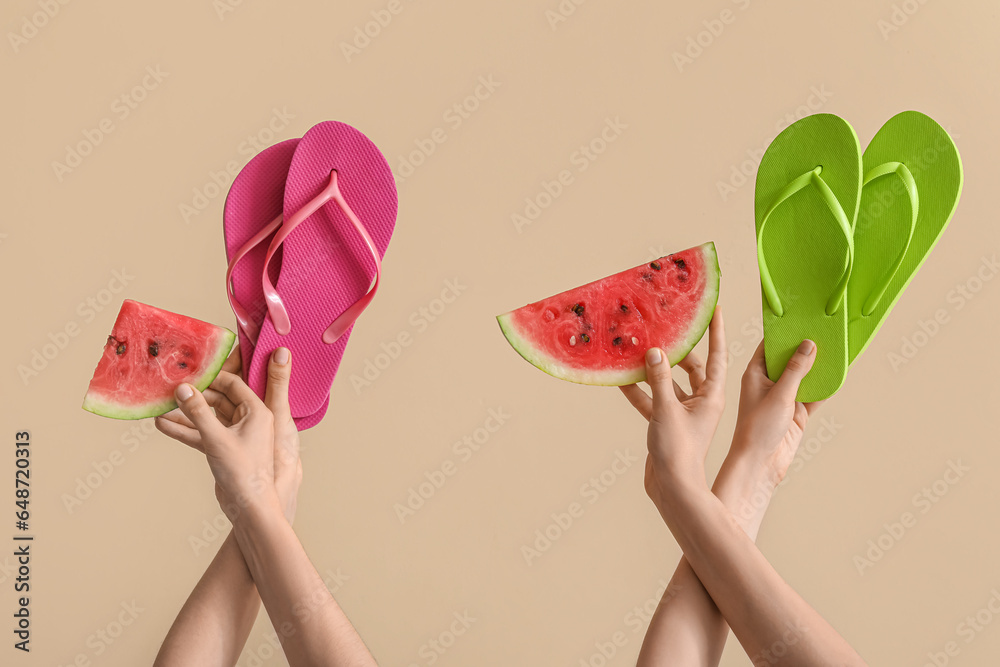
[153,532,261,667]
[233,498,376,667]
[637,455,775,666]
[659,478,865,666]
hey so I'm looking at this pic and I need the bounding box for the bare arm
[636,456,773,667]
[624,310,864,666]
[153,534,261,667]
[157,350,375,667]
[232,497,377,666]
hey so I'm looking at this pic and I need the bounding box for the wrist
[229,492,288,573]
[712,452,778,535]
[225,486,284,529]
[655,469,711,516]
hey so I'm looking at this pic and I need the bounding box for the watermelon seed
[570,335,576,346]
[612,336,622,346]
[178,362,187,369]
[631,337,639,345]
[572,303,585,316]
[620,304,629,313]
[673,258,686,269]
[580,333,590,343]
[148,342,159,357]
[108,336,126,355]
[641,272,653,281]
[650,261,662,271]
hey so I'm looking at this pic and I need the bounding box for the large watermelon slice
[497,242,720,385]
[83,300,236,419]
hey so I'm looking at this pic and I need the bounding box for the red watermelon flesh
[83,300,236,419]
[497,242,720,385]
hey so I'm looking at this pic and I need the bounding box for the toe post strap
[261,169,383,343]
[757,166,855,318]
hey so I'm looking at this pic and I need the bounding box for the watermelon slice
[82,300,236,419]
[497,242,720,385]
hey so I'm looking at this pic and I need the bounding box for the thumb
[774,340,817,401]
[264,347,292,420]
[644,348,679,419]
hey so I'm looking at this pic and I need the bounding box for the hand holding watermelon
[619,308,728,507]
[155,344,303,523]
[153,346,297,523]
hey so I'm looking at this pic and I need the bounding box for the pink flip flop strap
[225,213,283,342]
[261,169,382,344]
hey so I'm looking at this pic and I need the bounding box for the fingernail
[798,340,815,355]
[274,347,289,366]
[646,348,663,366]
[176,384,194,402]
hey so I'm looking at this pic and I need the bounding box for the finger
[264,348,293,420]
[154,415,204,452]
[703,306,728,387]
[803,398,826,416]
[774,340,817,401]
[678,353,706,392]
[221,343,242,375]
[209,371,264,411]
[644,348,679,418]
[619,384,652,421]
[159,408,196,429]
[672,380,690,402]
[748,339,767,375]
[174,384,228,441]
[202,388,237,422]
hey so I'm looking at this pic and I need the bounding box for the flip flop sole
[848,111,963,364]
[755,114,861,402]
[223,138,330,430]
[248,121,398,418]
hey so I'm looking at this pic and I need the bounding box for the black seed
[620,304,629,313]
[678,273,688,283]
[580,333,590,343]
[641,272,653,281]
[612,337,622,346]
[115,342,126,355]
[572,303,585,316]
[178,361,187,369]
[650,261,662,271]
[148,342,159,357]
[673,258,686,269]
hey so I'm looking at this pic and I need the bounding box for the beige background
[3,0,999,665]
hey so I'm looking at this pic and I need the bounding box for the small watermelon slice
[83,300,236,419]
[497,242,720,385]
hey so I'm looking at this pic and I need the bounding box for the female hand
[730,340,822,488]
[619,308,727,512]
[155,346,302,523]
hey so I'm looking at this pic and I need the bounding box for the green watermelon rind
[82,328,237,420]
[497,242,721,386]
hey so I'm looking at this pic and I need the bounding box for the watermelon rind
[82,328,236,420]
[497,242,721,386]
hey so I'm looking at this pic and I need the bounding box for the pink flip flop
[223,139,329,430]
[245,121,397,419]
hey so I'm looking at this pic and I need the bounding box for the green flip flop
[754,114,862,402]
[847,111,963,364]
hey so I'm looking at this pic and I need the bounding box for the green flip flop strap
[757,166,855,317]
[859,161,919,316]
